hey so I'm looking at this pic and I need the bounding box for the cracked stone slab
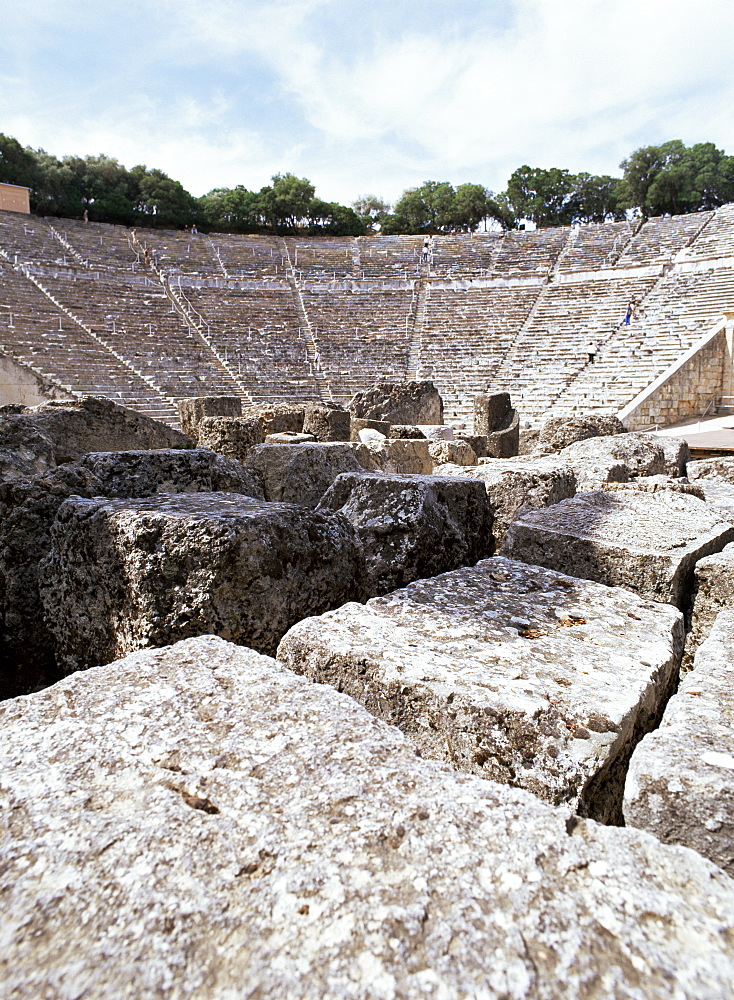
[501,489,734,608]
[364,438,434,475]
[624,608,734,877]
[688,456,734,483]
[683,542,734,672]
[245,442,377,508]
[317,471,492,596]
[278,556,683,823]
[2,635,733,1000]
[40,493,363,670]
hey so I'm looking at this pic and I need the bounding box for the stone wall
[0,352,73,408]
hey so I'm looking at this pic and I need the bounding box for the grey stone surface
[0,419,56,482]
[683,542,734,672]
[697,478,734,523]
[41,493,364,669]
[417,424,454,440]
[656,436,690,476]
[79,448,264,499]
[594,476,705,500]
[349,380,443,425]
[265,431,316,444]
[2,396,191,463]
[2,635,734,1000]
[501,489,734,608]
[278,557,683,823]
[687,456,734,483]
[365,438,434,475]
[387,424,426,439]
[537,415,627,454]
[318,472,493,595]
[472,391,513,435]
[455,432,488,457]
[303,403,351,442]
[244,403,305,436]
[176,396,242,438]
[486,410,521,458]
[427,439,477,466]
[624,608,734,877]
[433,456,577,547]
[246,442,377,508]
[195,415,265,462]
[558,433,667,484]
[350,417,391,440]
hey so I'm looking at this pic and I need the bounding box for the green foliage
[352,194,390,230]
[620,140,734,217]
[382,181,507,234]
[307,199,365,236]
[0,134,36,188]
[260,173,315,233]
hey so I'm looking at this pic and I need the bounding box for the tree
[130,166,199,227]
[504,166,576,227]
[260,173,315,233]
[307,199,364,236]
[0,134,36,188]
[619,140,734,217]
[568,173,625,223]
[352,194,390,230]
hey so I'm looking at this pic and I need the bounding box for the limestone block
[350,417,391,440]
[624,609,734,877]
[688,456,734,482]
[472,391,513,435]
[41,493,364,669]
[594,476,704,500]
[5,396,191,463]
[697,479,734,523]
[265,432,316,445]
[486,409,520,458]
[246,442,377,508]
[365,438,434,475]
[427,439,477,466]
[0,418,57,483]
[318,471,493,595]
[387,424,426,439]
[2,636,733,999]
[79,448,264,499]
[177,396,242,438]
[348,379,443,425]
[244,403,304,436]
[433,456,577,547]
[657,436,690,476]
[357,428,386,443]
[278,557,683,823]
[501,489,734,608]
[195,415,265,463]
[455,432,488,457]
[302,403,351,442]
[537,414,627,454]
[559,433,667,484]
[683,542,734,671]
[417,424,455,440]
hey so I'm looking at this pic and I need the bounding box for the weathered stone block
[472,391,513,435]
[2,635,733,999]
[349,380,443,425]
[688,456,734,482]
[318,471,493,595]
[559,432,667,485]
[0,418,56,483]
[417,424,454,440]
[624,608,734,877]
[683,542,734,671]
[387,423,426,439]
[657,436,690,476]
[302,403,350,442]
[41,493,364,669]
[364,438,434,474]
[176,396,242,438]
[264,431,315,445]
[427,439,477,466]
[486,409,520,458]
[278,557,683,823]
[196,415,265,463]
[501,489,734,608]
[246,442,377,508]
[79,448,264,499]
[537,414,627,453]
[434,456,577,547]
[455,433,488,457]
[350,417,391,440]
[244,403,304,436]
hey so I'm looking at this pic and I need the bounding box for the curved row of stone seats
[614,210,714,268]
[491,225,570,275]
[284,236,360,280]
[556,220,634,273]
[208,232,285,280]
[0,212,68,268]
[133,227,219,276]
[428,233,501,275]
[678,202,734,261]
[354,234,424,278]
[53,217,140,270]
[0,260,176,418]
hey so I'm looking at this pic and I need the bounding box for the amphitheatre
[1,204,734,997]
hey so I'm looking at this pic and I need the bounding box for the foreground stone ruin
[1,635,733,1000]
[2,388,734,995]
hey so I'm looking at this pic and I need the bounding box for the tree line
[1,133,732,236]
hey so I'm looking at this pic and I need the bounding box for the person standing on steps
[624,298,636,325]
[585,340,598,364]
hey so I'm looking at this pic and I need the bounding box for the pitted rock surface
[2,635,733,1000]
[176,396,242,438]
[696,478,734,524]
[683,542,734,672]
[434,457,577,547]
[196,415,265,462]
[558,433,667,485]
[246,442,377,507]
[278,557,683,823]
[624,609,734,877]
[317,472,492,595]
[365,438,434,475]
[348,380,443,425]
[656,436,690,476]
[303,403,351,441]
[595,476,704,500]
[243,403,304,436]
[79,448,264,499]
[501,489,734,608]
[0,418,56,482]
[687,456,734,483]
[537,415,627,454]
[351,417,391,440]
[455,432,488,457]
[387,424,425,439]
[40,493,364,669]
[427,439,477,466]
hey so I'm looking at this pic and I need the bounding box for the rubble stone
[176,396,242,438]
[265,432,315,445]
[302,403,351,442]
[487,410,521,458]
[348,380,443,425]
[278,557,683,824]
[364,438,434,475]
[501,489,734,608]
[558,433,667,484]
[350,417,391,440]
[243,403,304,436]
[624,608,734,877]
[537,414,627,453]
[318,471,493,595]
[427,439,477,466]
[195,415,265,463]
[387,424,426,439]
[683,542,734,671]
[2,635,733,1000]
[434,457,577,547]
[688,456,734,482]
[696,479,734,523]
[472,391,513,435]
[417,424,454,440]
[41,494,364,669]
[455,432,488,457]
[656,436,690,476]
[246,442,377,508]
[0,419,56,482]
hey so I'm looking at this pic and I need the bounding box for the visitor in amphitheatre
[130,228,138,244]
[422,238,430,263]
[143,248,151,266]
[624,298,636,325]
[82,208,88,225]
[191,222,198,234]
[585,341,598,364]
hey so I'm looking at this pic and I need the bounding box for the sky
[1,0,734,207]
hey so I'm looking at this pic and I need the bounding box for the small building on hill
[0,182,30,214]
